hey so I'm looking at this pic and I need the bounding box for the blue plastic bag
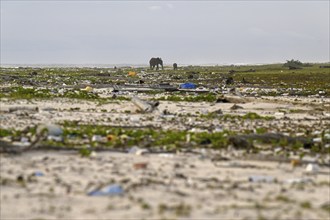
[88,184,124,196]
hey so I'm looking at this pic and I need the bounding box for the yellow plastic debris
[128,71,137,77]
[81,86,93,92]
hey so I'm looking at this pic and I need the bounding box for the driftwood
[228,133,312,149]
[8,106,38,113]
[131,97,159,113]
[216,95,250,104]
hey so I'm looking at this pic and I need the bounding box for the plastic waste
[305,163,320,174]
[47,135,63,142]
[107,134,117,142]
[128,71,137,76]
[81,86,93,92]
[133,162,148,169]
[248,175,275,183]
[33,171,44,177]
[312,137,322,143]
[91,135,105,142]
[179,82,196,89]
[285,178,313,184]
[88,184,123,196]
[128,146,148,155]
[37,124,63,136]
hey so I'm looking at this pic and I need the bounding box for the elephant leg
[156,64,159,70]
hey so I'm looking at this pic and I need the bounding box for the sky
[1,1,329,65]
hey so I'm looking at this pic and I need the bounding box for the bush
[283,59,303,70]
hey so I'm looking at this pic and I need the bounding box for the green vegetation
[158,203,191,216]
[1,62,329,98]
[155,94,217,102]
[59,122,230,149]
[300,201,312,209]
[0,86,129,101]
[202,112,275,121]
[283,59,305,69]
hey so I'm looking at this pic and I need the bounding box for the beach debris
[211,109,223,115]
[291,159,301,168]
[0,124,57,153]
[312,137,322,143]
[131,96,159,113]
[230,104,244,110]
[229,133,312,149]
[128,146,148,155]
[248,175,275,183]
[305,163,320,174]
[88,184,124,196]
[8,106,38,113]
[128,71,137,76]
[37,124,63,143]
[107,134,117,142]
[215,95,230,103]
[274,112,285,118]
[37,124,63,137]
[33,171,44,177]
[81,86,93,92]
[285,178,314,184]
[91,135,106,143]
[133,162,148,169]
[179,82,196,89]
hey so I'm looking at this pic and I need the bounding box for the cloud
[166,3,174,9]
[148,5,162,11]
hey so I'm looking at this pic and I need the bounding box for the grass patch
[156,94,217,102]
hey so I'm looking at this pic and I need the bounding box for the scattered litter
[128,71,137,76]
[285,178,314,184]
[305,163,320,174]
[37,124,63,136]
[20,137,29,144]
[88,184,124,196]
[230,104,244,110]
[324,133,330,140]
[133,162,148,169]
[107,134,117,142]
[180,82,196,89]
[312,137,322,143]
[128,146,148,155]
[47,135,63,142]
[291,159,301,168]
[81,86,93,92]
[186,134,191,143]
[131,96,158,113]
[158,153,174,158]
[91,135,105,142]
[33,171,44,177]
[274,112,285,118]
[248,175,275,183]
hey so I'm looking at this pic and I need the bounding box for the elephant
[173,63,178,70]
[149,57,163,70]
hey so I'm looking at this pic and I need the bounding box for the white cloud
[166,3,174,9]
[148,5,162,11]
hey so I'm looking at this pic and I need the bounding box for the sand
[1,95,330,220]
